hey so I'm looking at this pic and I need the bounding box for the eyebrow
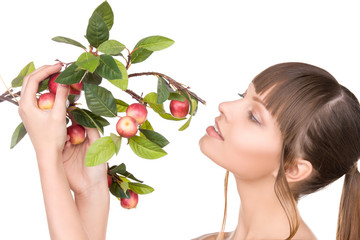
[252,96,266,106]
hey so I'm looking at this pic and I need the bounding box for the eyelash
[238,92,261,125]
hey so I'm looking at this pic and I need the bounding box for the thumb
[53,84,70,113]
[85,127,100,144]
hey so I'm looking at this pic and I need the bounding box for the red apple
[116,116,138,138]
[38,92,56,110]
[107,175,112,188]
[71,81,83,91]
[121,190,138,209]
[48,72,60,94]
[126,103,148,125]
[67,125,86,145]
[170,98,190,118]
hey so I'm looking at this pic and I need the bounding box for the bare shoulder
[192,232,232,240]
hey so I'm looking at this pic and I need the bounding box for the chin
[199,134,226,169]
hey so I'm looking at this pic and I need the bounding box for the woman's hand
[18,63,68,159]
[62,126,108,196]
[18,64,109,239]
[18,64,90,240]
[62,126,110,240]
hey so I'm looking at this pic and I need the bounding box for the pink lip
[206,126,223,141]
[205,118,224,141]
[215,119,224,139]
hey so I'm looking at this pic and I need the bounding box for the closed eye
[248,111,261,125]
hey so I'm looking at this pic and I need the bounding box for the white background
[0,0,360,239]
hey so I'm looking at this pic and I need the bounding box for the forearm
[37,150,88,240]
[75,183,110,240]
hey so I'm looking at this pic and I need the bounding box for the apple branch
[128,72,206,105]
[125,89,143,103]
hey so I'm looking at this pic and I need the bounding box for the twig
[0,75,19,105]
[125,89,144,103]
[0,96,19,106]
[128,72,206,105]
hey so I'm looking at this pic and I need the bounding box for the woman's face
[199,83,283,181]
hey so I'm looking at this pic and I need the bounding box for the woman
[18,62,360,239]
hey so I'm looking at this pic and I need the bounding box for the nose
[218,101,233,121]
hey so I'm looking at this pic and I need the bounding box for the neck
[230,174,292,240]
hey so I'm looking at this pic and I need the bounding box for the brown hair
[217,62,360,240]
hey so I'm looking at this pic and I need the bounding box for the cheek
[222,127,282,179]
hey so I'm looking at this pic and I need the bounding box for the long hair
[218,62,360,239]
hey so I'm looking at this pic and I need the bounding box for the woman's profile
[18,62,360,239]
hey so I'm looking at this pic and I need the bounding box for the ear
[285,159,313,183]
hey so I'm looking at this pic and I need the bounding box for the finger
[52,83,69,115]
[21,64,62,107]
[84,127,100,144]
[63,141,72,150]
[21,65,50,95]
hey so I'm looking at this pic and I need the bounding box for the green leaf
[179,116,192,131]
[83,71,102,85]
[70,108,109,135]
[143,92,185,121]
[129,136,167,159]
[37,78,49,93]
[55,63,86,85]
[119,176,130,182]
[97,54,122,80]
[94,1,114,31]
[109,163,126,175]
[11,62,35,87]
[139,129,169,148]
[52,36,86,49]
[86,12,109,48]
[110,182,130,198]
[119,181,129,193]
[116,99,129,112]
[109,163,143,183]
[75,52,99,73]
[109,59,128,91]
[139,120,153,138]
[168,92,185,101]
[136,35,174,51]
[156,76,171,104]
[140,120,154,131]
[158,112,186,121]
[110,133,121,155]
[189,98,198,116]
[67,94,80,104]
[10,122,27,149]
[144,92,165,113]
[128,182,154,195]
[131,48,153,64]
[84,83,117,117]
[98,40,125,55]
[85,136,116,166]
